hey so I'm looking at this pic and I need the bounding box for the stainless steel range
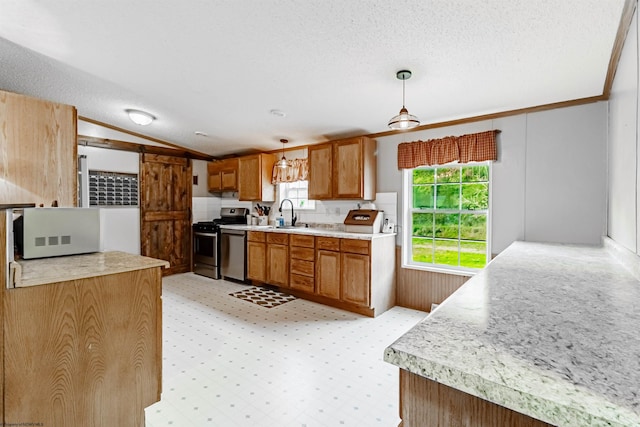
[192,207,249,280]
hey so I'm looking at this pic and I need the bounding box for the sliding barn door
[140,154,192,275]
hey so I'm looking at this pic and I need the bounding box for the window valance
[397,130,499,169]
[271,158,309,184]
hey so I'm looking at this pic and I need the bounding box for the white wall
[608,9,638,254]
[78,145,141,255]
[376,102,608,254]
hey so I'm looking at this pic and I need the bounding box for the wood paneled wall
[395,246,469,312]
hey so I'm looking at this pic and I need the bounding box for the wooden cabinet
[266,233,289,286]
[308,143,333,200]
[308,137,376,200]
[0,90,77,207]
[3,253,165,427]
[207,158,238,192]
[341,239,371,306]
[316,237,341,299]
[247,231,267,282]
[289,234,315,293]
[238,153,276,201]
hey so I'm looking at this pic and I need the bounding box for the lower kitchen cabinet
[245,231,396,317]
[341,252,370,306]
[247,231,266,282]
[266,233,289,287]
[289,234,316,293]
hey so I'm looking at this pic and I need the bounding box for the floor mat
[229,286,296,308]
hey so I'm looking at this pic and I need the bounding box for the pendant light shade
[388,70,420,130]
[277,139,291,169]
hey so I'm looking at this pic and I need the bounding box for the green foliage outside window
[410,164,489,270]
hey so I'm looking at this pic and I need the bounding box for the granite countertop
[219,224,395,240]
[384,240,640,427]
[12,251,169,288]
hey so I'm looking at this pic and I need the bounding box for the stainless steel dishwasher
[221,228,247,281]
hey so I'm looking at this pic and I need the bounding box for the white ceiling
[0,0,628,157]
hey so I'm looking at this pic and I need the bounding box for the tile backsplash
[192,192,398,231]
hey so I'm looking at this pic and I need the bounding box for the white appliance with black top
[192,207,249,281]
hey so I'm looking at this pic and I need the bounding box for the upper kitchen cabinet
[238,153,275,201]
[0,90,78,207]
[308,137,376,200]
[207,158,238,192]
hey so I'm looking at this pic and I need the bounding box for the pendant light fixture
[276,138,291,169]
[388,70,420,130]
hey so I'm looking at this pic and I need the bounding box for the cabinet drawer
[316,236,340,251]
[290,234,315,248]
[290,274,315,292]
[266,233,289,245]
[247,231,266,242]
[290,246,315,261]
[291,259,315,277]
[340,238,370,255]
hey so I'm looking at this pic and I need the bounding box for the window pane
[434,213,459,238]
[436,167,460,183]
[460,241,486,268]
[434,239,459,266]
[413,185,434,208]
[462,165,489,182]
[436,184,459,209]
[460,214,487,241]
[461,183,488,210]
[413,169,434,184]
[412,238,433,263]
[412,213,433,237]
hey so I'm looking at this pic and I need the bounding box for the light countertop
[12,251,169,288]
[219,224,395,240]
[384,240,640,427]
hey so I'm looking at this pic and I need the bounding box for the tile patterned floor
[145,273,427,427]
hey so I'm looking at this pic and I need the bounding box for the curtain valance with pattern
[271,158,309,184]
[397,130,499,169]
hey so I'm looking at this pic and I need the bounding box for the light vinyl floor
[145,273,426,427]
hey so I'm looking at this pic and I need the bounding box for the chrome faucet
[279,198,297,227]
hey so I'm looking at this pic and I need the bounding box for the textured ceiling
[0,0,628,157]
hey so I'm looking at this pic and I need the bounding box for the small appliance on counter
[343,209,383,234]
[15,207,101,259]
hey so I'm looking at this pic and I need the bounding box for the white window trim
[277,181,316,210]
[401,162,492,276]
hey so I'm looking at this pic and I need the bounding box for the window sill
[400,262,478,277]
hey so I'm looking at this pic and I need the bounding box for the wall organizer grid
[88,170,139,207]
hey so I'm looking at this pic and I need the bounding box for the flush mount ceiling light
[126,109,155,126]
[388,70,420,130]
[276,138,292,169]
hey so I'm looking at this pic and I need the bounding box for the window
[403,163,490,273]
[278,180,315,210]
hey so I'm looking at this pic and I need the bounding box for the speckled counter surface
[384,241,640,427]
[13,251,169,287]
[219,224,395,240]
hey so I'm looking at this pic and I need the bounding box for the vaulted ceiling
[0,0,631,157]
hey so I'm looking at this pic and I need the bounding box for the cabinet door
[308,143,333,199]
[334,138,363,199]
[247,241,266,282]
[238,155,260,201]
[316,250,340,299]
[267,244,289,287]
[208,172,222,191]
[0,90,77,207]
[341,252,370,306]
[221,169,237,190]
